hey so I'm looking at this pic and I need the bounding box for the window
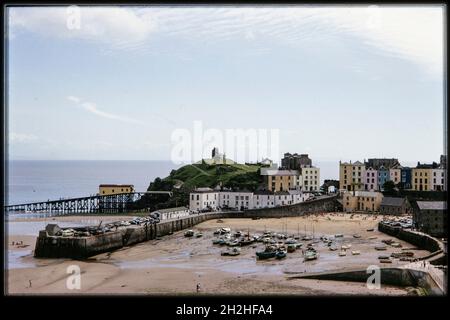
[121,188,124,192]
[197,195,199,200]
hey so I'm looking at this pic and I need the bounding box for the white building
[189,187,307,211]
[189,187,220,211]
[431,168,446,191]
[299,166,321,191]
[219,191,254,210]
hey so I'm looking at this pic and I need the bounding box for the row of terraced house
[339,156,447,192]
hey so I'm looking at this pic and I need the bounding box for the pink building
[364,167,378,191]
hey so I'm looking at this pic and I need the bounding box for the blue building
[401,167,412,189]
[378,166,390,190]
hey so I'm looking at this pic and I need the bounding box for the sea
[6,160,340,206]
[6,160,181,206]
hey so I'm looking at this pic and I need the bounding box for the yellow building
[260,169,299,192]
[412,168,433,191]
[98,184,135,195]
[339,161,365,192]
[342,191,383,213]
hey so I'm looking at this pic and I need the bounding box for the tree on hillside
[382,180,396,195]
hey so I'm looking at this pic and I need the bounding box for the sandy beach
[7,213,428,295]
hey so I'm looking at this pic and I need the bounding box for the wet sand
[7,213,427,295]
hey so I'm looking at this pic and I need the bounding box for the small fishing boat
[228,247,241,256]
[287,244,296,253]
[233,231,242,238]
[239,238,254,246]
[212,238,221,245]
[351,251,360,255]
[256,246,277,260]
[353,234,361,239]
[368,236,377,240]
[227,239,240,247]
[295,243,303,249]
[285,238,297,245]
[302,235,313,241]
[375,245,387,251]
[382,239,394,245]
[304,249,319,261]
[378,255,390,259]
[196,232,203,238]
[334,234,344,238]
[391,242,402,248]
[276,250,287,259]
[184,230,194,237]
[379,259,392,263]
[338,250,347,256]
[329,245,338,251]
[341,244,351,250]
[366,228,374,232]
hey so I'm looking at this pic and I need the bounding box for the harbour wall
[223,195,340,218]
[34,196,339,259]
[378,223,446,265]
[289,267,443,295]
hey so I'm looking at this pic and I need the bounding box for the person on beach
[29,280,32,288]
[196,283,201,293]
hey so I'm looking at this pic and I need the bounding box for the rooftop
[381,197,406,207]
[260,168,299,176]
[99,184,134,187]
[416,201,446,210]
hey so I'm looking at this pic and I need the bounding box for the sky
[7,5,445,165]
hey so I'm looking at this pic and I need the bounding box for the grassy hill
[148,162,265,192]
[131,162,266,211]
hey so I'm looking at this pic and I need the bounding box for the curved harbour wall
[377,223,446,265]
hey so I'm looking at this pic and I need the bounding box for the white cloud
[67,96,144,125]
[9,6,444,77]
[9,132,38,143]
[67,95,80,103]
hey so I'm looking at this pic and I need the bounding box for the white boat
[184,230,194,237]
[338,250,347,256]
[351,251,360,255]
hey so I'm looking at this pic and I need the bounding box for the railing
[5,191,172,214]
